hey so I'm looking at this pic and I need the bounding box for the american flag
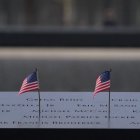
[18,70,39,95]
[93,71,111,96]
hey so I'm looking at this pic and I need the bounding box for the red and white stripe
[18,79,39,95]
[93,76,110,96]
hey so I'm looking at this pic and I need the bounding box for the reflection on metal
[0,92,140,128]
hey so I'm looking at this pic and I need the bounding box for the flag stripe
[95,81,110,89]
[95,80,110,88]
[19,84,39,92]
[19,85,39,94]
[21,81,38,86]
[94,86,110,95]
[21,82,38,88]
[96,78,101,85]
[94,86,110,93]
[19,70,39,95]
[94,83,110,91]
[93,71,111,95]
[95,83,110,91]
[19,87,39,94]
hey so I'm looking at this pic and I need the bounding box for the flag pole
[36,68,41,127]
[108,69,112,128]
[108,87,111,128]
[38,89,41,126]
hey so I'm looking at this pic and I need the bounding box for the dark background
[0,32,140,140]
[1,0,140,138]
[1,129,140,140]
[0,28,140,47]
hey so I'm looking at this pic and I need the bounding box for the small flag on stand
[93,70,111,128]
[93,70,111,96]
[18,70,39,95]
[18,69,41,127]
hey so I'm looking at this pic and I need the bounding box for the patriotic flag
[18,70,39,95]
[93,70,111,96]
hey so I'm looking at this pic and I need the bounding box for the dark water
[0,59,139,92]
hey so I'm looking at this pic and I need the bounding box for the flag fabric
[18,70,39,95]
[93,70,110,96]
